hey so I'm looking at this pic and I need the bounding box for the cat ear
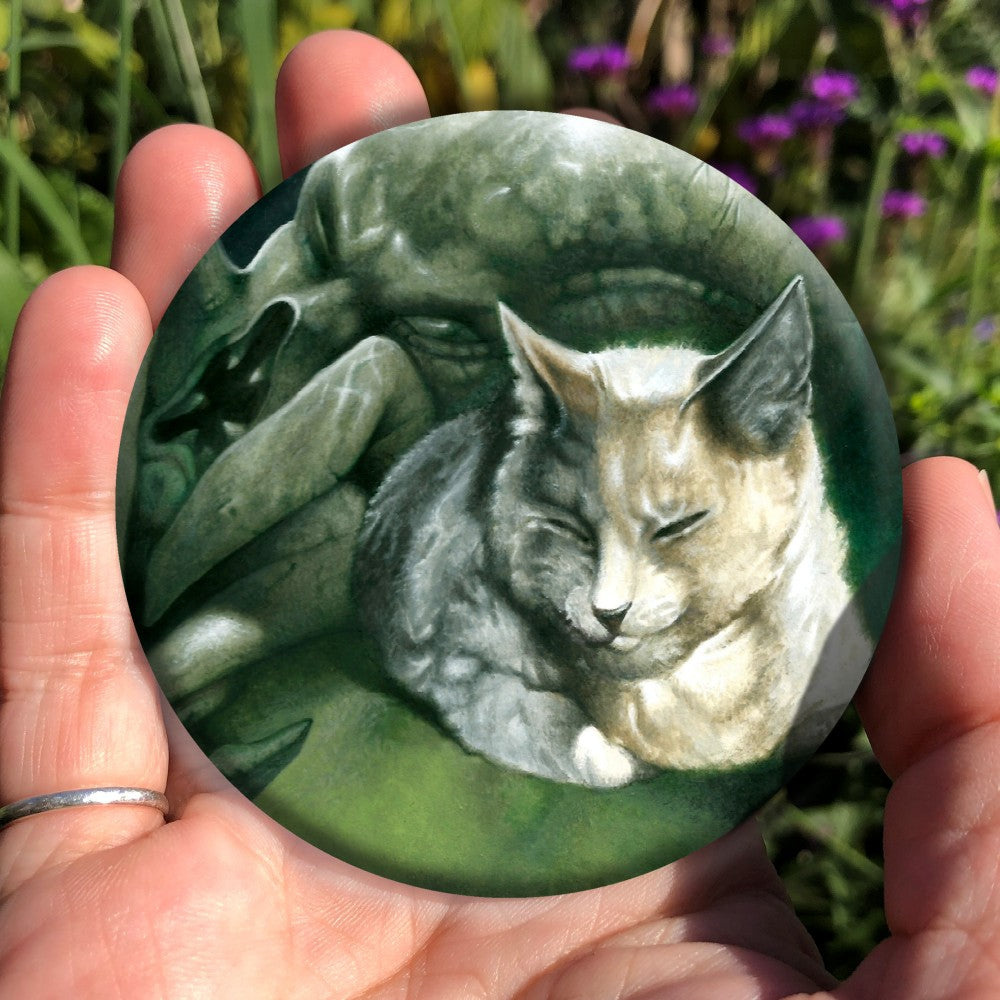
[683,276,813,454]
[498,303,600,422]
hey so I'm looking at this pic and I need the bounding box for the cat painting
[353,277,874,788]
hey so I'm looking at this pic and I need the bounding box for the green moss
[200,632,787,896]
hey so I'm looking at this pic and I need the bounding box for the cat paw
[572,725,642,788]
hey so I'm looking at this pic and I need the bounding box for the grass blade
[851,129,897,307]
[236,0,281,191]
[969,85,1000,328]
[0,135,91,266]
[0,238,33,377]
[431,0,472,107]
[162,0,214,128]
[112,0,138,193]
[494,0,553,108]
[143,0,186,102]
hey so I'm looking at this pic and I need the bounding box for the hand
[2,30,999,999]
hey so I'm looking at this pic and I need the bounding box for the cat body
[353,279,873,787]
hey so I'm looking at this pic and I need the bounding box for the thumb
[848,457,1000,996]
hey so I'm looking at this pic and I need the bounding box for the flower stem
[968,86,1000,329]
[773,799,884,881]
[112,0,137,194]
[626,0,670,61]
[926,146,970,273]
[851,129,897,308]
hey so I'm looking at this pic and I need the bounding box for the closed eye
[543,515,593,548]
[652,509,710,541]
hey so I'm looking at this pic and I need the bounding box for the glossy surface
[118,112,901,895]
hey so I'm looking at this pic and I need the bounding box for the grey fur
[353,407,642,786]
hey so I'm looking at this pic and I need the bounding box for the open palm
[2,31,999,1000]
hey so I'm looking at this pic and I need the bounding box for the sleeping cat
[353,277,874,787]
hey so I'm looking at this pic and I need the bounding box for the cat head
[490,279,822,673]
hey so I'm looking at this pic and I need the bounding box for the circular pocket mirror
[118,111,901,896]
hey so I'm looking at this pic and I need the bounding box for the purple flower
[738,113,795,147]
[567,43,631,77]
[967,66,999,97]
[973,316,997,342]
[789,99,846,130]
[700,34,734,57]
[712,162,759,196]
[882,189,927,218]
[807,70,859,107]
[874,0,930,28]
[899,131,948,158]
[646,83,699,119]
[789,215,848,250]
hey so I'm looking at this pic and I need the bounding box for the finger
[114,32,431,324]
[111,124,263,327]
[0,267,166,890]
[275,30,430,175]
[847,458,1000,995]
[856,457,1000,777]
[104,32,430,828]
[561,107,623,125]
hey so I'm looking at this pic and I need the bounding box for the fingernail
[979,469,995,504]
[979,469,999,525]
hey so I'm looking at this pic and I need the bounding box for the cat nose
[593,601,631,634]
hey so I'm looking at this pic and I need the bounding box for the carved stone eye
[652,509,709,541]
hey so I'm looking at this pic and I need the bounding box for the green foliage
[197,630,798,896]
[538,0,1000,484]
[274,0,552,112]
[681,0,813,148]
[0,0,553,348]
[0,133,91,263]
[760,709,890,980]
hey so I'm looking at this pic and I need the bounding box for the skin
[1,29,999,999]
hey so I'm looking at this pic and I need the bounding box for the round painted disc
[117,111,901,896]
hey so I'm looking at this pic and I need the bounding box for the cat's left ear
[498,303,600,422]
[684,276,813,454]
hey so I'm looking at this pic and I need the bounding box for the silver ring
[0,787,169,831]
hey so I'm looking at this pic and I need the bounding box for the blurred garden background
[2,0,999,979]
